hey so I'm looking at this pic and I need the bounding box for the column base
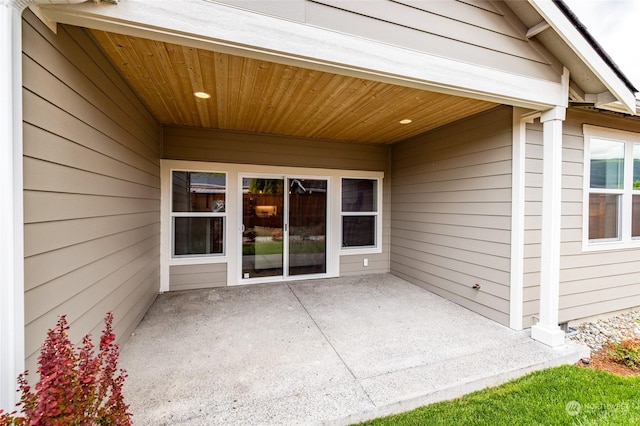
[531,324,565,347]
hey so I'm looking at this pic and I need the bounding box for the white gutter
[0,0,113,412]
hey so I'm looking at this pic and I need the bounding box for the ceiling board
[89,29,498,144]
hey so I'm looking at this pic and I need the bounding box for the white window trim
[582,125,640,251]
[339,176,383,255]
[170,169,227,259]
[161,160,383,291]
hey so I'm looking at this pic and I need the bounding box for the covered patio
[118,274,587,425]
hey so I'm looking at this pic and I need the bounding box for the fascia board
[528,0,636,114]
[37,0,567,109]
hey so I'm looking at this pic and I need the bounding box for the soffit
[505,0,636,110]
[88,28,499,145]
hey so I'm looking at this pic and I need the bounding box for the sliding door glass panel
[288,178,327,276]
[242,178,284,278]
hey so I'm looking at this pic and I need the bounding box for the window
[171,171,226,257]
[584,126,640,248]
[341,178,380,249]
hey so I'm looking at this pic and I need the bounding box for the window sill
[582,240,640,252]
[340,246,382,256]
[169,255,227,264]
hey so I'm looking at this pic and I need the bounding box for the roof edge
[553,0,637,94]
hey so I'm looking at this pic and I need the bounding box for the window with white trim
[584,126,640,248]
[171,171,226,257]
[341,178,380,249]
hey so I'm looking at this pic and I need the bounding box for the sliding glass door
[241,176,326,281]
[288,178,327,276]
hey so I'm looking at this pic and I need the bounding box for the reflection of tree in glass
[249,179,283,194]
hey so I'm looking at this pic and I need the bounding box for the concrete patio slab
[118,274,588,425]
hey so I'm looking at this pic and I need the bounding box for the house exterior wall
[22,11,161,371]
[170,263,227,291]
[163,126,390,287]
[216,0,561,84]
[523,107,640,327]
[390,106,513,326]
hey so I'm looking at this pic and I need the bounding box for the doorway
[241,176,327,282]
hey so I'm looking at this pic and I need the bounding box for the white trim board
[36,0,568,109]
[0,4,25,412]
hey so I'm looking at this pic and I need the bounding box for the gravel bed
[569,310,640,351]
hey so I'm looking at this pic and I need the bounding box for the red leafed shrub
[0,313,131,425]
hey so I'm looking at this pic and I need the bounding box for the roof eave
[528,0,637,115]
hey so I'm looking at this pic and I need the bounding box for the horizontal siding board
[22,18,157,140]
[24,158,160,199]
[163,126,388,171]
[22,9,161,373]
[393,162,511,185]
[22,91,159,177]
[25,225,158,291]
[393,187,511,204]
[561,274,640,296]
[22,54,158,163]
[393,174,511,193]
[26,253,159,360]
[390,255,509,303]
[391,243,509,296]
[169,263,227,290]
[24,212,158,257]
[339,253,388,275]
[392,213,511,230]
[560,298,640,324]
[391,232,510,272]
[393,145,511,173]
[24,192,159,223]
[393,201,511,216]
[25,235,159,324]
[24,124,159,189]
[306,1,556,81]
[392,222,510,245]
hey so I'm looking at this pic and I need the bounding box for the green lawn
[355,365,640,426]
[242,240,325,255]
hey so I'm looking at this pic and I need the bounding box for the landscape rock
[569,310,640,351]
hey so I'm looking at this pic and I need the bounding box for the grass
[355,365,640,426]
[242,240,325,255]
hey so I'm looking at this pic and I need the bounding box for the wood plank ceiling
[90,29,498,144]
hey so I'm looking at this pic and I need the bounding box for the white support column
[1,1,25,411]
[531,106,566,347]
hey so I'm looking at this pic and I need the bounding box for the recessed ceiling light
[399,119,412,124]
[194,91,211,99]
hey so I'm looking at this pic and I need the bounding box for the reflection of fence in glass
[174,217,224,256]
[588,194,619,240]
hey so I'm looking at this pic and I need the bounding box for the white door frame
[236,173,332,285]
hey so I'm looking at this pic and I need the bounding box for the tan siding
[163,126,388,171]
[306,1,557,82]
[390,106,512,326]
[22,12,161,371]
[170,264,227,291]
[216,0,559,83]
[523,107,640,328]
